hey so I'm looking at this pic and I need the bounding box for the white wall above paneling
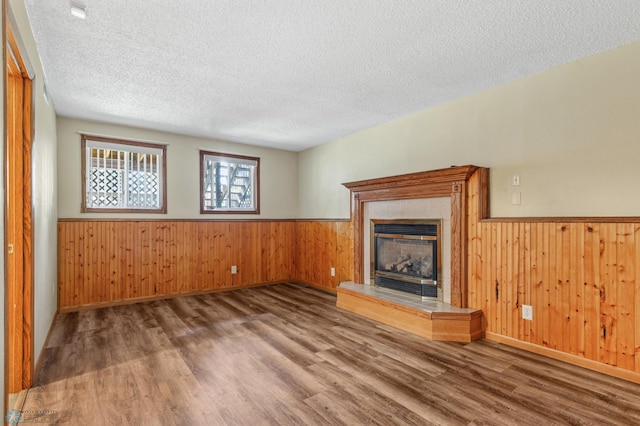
[57,117,299,219]
[298,42,640,218]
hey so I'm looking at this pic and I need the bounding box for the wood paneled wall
[292,221,353,289]
[466,171,640,374]
[58,221,295,310]
[58,220,353,311]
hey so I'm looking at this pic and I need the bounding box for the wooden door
[4,19,34,395]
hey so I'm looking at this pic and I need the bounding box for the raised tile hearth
[337,282,483,342]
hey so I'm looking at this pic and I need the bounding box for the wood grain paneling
[58,220,353,311]
[292,221,353,292]
[466,171,640,374]
[58,221,297,310]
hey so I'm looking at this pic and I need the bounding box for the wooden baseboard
[485,332,640,384]
[58,280,290,313]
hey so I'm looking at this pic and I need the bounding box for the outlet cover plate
[522,304,533,320]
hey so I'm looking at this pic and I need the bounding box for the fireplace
[371,219,442,300]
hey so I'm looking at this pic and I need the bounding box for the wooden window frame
[200,150,260,214]
[81,135,167,213]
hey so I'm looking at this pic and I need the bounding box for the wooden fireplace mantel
[343,165,489,308]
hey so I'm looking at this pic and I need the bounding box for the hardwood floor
[21,283,640,425]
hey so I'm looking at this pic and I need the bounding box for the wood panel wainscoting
[58,220,353,311]
[292,220,354,290]
[465,170,640,382]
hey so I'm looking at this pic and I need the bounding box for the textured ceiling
[25,1,640,151]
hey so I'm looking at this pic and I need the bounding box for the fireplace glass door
[372,220,441,298]
[374,236,436,283]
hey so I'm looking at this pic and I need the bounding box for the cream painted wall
[57,118,299,219]
[9,0,59,374]
[298,41,640,219]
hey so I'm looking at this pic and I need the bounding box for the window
[82,135,167,213]
[200,151,259,214]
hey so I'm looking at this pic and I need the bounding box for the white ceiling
[24,1,640,151]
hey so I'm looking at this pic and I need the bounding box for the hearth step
[336,281,483,343]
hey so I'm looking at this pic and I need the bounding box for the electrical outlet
[331,267,336,277]
[522,304,533,321]
[231,265,237,274]
[512,174,520,186]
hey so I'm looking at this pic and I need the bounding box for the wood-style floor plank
[21,283,640,425]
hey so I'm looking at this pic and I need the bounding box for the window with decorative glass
[82,136,167,213]
[200,151,259,214]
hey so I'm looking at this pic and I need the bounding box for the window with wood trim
[200,151,260,214]
[82,135,167,213]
